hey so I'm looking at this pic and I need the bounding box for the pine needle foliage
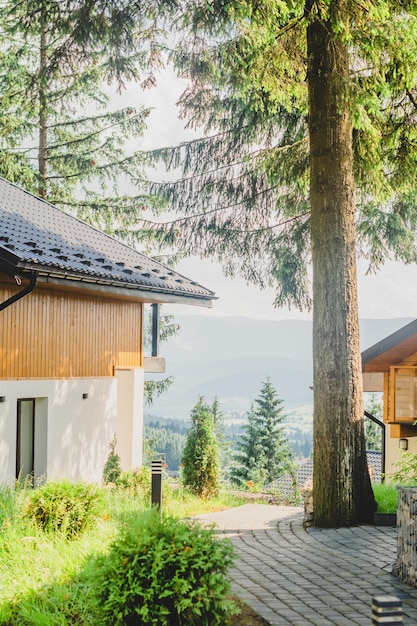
[90,508,238,626]
[212,396,232,470]
[136,0,417,308]
[181,397,221,498]
[0,0,166,237]
[102,435,122,485]
[231,378,293,487]
[143,307,178,404]
[133,0,417,526]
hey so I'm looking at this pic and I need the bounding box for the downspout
[0,273,37,312]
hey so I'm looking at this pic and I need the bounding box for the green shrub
[116,465,151,494]
[103,436,122,485]
[388,451,417,485]
[90,508,238,625]
[23,481,103,539]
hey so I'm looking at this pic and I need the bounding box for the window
[392,367,417,422]
[16,399,35,481]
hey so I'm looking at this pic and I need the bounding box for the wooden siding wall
[385,351,417,424]
[0,282,143,378]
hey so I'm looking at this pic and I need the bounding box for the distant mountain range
[145,316,413,419]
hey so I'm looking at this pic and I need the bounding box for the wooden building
[362,319,417,475]
[0,177,215,484]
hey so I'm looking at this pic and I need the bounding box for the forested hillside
[144,316,405,470]
[144,413,313,472]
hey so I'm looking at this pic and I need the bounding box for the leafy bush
[90,508,238,625]
[116,466,150,494]
[388,451,417,485]
[23,481,103,539]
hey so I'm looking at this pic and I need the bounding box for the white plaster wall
[34,397,48,479]
[115,367,144,471]
[0,378,117,485]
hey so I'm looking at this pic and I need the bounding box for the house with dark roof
[362,319,417,476]
[0,177,215,484]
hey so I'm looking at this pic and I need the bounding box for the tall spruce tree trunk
[38,11,48,199]
[307,7,376,527]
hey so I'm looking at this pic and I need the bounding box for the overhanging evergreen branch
[149,136,308,187]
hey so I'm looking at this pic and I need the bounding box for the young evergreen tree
[212,397,232,470]
[181,397,220,498]
[137,0,417,526]
[256,379,293,481]
[230,405,268,487]
[0,0,163,236]
[231,379,293,488]
[102,435,122,485]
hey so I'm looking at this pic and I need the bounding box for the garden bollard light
[151,459,163,511]
[372,595,402,625]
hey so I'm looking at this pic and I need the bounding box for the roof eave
[0,247,216,308]
[361,318,417,371]
[34,273,214,307]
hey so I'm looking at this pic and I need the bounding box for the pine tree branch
[138,210,309,236]
[149,137,308,186]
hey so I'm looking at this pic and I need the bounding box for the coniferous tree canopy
[0,0,165,236]
[141,1,417,304]
[212,396,232,469]
[231,379,293,487]
[143,307,179,404]
[134,0,417,526]
[231,405,268,487]
[181,397,220,498]
[144,424,185,470]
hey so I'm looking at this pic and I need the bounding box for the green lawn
[0,480,246,625]
[373,482,397,514]
[0,477,400,624]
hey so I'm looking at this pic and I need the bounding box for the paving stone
[195,503,417,625]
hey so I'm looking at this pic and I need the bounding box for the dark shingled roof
[362,319,417,372]
[0,177,215,305]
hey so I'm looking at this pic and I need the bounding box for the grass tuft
[373,483,397,514]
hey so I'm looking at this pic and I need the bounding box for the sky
[111,70,417,324]
[162,256,417,323]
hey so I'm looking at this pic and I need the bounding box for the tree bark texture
[307,6,376,527]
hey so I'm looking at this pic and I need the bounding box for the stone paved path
[195,504,417,625]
